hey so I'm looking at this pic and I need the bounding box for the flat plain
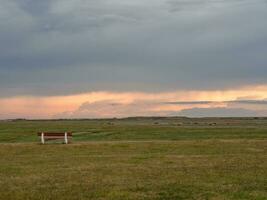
[0,117,266,200]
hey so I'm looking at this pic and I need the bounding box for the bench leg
[41,132,45,144]
[64,132,68,144]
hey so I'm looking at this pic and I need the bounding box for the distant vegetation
[1,117,267,143]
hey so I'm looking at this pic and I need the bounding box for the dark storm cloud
[1,0,267,97]
[16,0,53,16]
[166,0,263,12]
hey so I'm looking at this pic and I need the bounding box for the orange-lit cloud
[1,85,267,119]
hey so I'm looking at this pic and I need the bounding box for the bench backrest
[37,132,72,137]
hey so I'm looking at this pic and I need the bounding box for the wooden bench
[37,132,72,144]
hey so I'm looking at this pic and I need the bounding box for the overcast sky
[1,0,267,118]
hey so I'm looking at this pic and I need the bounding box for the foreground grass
[0,140,267,200]
[0,118,267,199]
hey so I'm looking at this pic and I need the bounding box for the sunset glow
[1,85,267,119]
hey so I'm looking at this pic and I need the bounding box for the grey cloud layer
[178,107,261,117]
[1,0,267,96]
[54,98,267,118]
[166,100,267,105]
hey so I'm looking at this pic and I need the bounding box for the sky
[1,0,267,119]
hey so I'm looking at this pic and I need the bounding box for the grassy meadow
[0,117,267,200]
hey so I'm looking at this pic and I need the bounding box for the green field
[0,117,267,200]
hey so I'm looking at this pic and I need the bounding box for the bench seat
[37,132,72,144]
